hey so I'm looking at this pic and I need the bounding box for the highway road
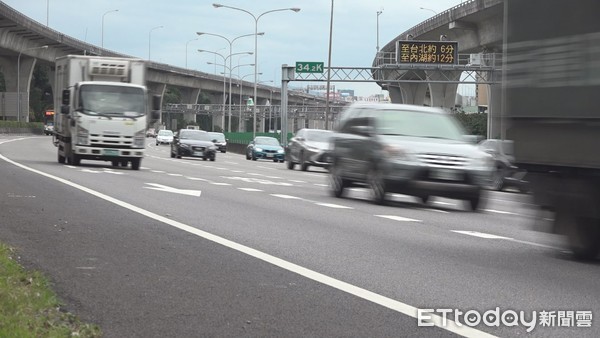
[0,135,598,337]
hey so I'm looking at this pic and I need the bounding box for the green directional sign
[295,61,324,73]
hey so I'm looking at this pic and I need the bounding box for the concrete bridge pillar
[0,55,37,121]
[425,70,461,110]
[147,83,166,129]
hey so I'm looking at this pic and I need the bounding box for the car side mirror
[350,125,374,137]
[212,139,217,143]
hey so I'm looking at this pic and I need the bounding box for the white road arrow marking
[144,183,201,197]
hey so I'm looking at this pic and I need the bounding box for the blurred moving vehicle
[170,129,216,161]
[504,0,600,259]
[478,139,529,193]
[156,129,174,145]
[44,122,54,135]
[146,128,156,138]
[286,128,333,171]
[208,132,227,153]
[246,136,285,162]
[329,103,494,210]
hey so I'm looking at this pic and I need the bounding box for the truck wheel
[58,153,66,164]
[120,160,128,167]
[111,160,119,167]
[556,203,600,259]
[69,153,80,166]
[131,158,141,170]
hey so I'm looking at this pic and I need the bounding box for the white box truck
[53,55,160,170]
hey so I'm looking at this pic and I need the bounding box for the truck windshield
[80,85,145,118]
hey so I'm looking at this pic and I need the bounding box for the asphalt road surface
[1,135,598,337]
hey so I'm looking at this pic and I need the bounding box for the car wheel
[246,151,251,160]
[252,153,257,161]
[367,167,387,205]
[490,169,505,191]
[170,149,175,158]
[58,153,66,164]
[279,160,284,163]
[287,158,295,170]
[419,195,430,205]
[467,190,484,211]
[329,162,347,198]
[112,160,119,167]
[210,156,215,161]
[300,152,309,171]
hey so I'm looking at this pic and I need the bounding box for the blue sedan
[246,136,285,162]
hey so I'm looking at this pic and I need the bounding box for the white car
[156,129,174,145]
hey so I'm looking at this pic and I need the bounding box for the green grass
[0,243,102,337]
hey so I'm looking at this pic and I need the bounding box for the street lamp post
[199,50,253,132]
[185,38,198,68]
[419,7,438,15]
[376,9,383,52]
[101,9,118,48]
[237,72,261,132]
[197,31,262,131]
[259,80,274,132]
[325,0,334,130]
[148,25,163,60]
[17,45,48,122]
[213,3,301,137]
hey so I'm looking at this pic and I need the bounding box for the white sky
[4,0,466,97]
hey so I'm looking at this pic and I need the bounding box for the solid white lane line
[376,215,422,222]
[0,144,496,338]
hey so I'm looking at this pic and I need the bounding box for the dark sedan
[208,132,227,153]
[286,128,333,171]
[171,129,217,161]
[246,136,285,162]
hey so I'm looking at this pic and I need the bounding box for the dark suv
[329,103,494,210]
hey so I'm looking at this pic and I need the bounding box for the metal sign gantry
[279,53,502,143]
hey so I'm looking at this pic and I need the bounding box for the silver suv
[329,103,494,210]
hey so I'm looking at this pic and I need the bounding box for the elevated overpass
[373,0,504,137]
[0,1,316,130]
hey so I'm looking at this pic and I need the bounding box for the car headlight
[277,149,284,154]
[473,155,495,170]
[77,126,89,145]
[180,143,190,149]
[382,144,413,161]
[134,130,145,148]
[255,147,263,152]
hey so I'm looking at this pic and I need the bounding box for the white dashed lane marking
[375,215,422,222]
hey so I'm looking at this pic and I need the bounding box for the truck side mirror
[62,89,70,105]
